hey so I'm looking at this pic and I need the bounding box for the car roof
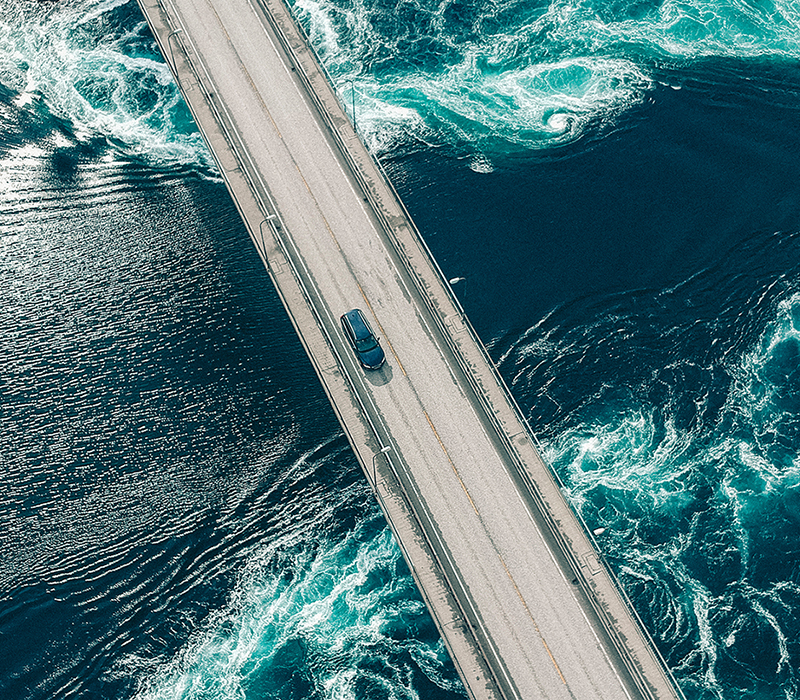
[343,309,371,339]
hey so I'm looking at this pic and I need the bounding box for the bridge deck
[136,0,683,697]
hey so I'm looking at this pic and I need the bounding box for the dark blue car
[340,308,386,370]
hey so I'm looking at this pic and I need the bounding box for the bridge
[135,0,683,697]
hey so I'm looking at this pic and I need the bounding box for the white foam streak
[0,0,213,169]
[546,405,694,501]
[331,53,652,155]
[539,0,800,59]
[294,0,800,157]
[127,502,445,700]
[76,0,133,23]
[751,596,790,674]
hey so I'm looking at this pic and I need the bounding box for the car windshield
[355,337,378,352]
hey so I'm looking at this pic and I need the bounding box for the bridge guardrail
[142,0,684,696]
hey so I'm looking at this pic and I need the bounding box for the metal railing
[138,3,501,696]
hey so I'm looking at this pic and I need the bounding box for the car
[340,308,386,370]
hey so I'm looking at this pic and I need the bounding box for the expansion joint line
[423,409,568,687]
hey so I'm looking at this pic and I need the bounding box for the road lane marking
[424,410,480,516]
[497,554,567,685]
[294,167,342,250]
[424,408,569,687]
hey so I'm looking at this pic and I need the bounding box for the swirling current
[1,0,799,698]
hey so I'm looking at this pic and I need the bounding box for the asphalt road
[137,0,682,697]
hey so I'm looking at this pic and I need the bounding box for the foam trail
[0,0,213,169]
[127,498,462,700]
[290,0,800,159]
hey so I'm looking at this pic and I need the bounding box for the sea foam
[0,0,212,170]
[291,0,800,158]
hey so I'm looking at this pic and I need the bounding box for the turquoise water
[2,0,800,698]
[291,0,800,157]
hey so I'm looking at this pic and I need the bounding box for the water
[2,0,800,698]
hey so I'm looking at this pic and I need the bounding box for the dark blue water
[2,0,800,698]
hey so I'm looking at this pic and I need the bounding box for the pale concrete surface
[136,0,684,698]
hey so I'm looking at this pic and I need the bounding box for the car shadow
[363,361,393,386]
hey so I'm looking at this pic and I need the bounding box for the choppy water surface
[2,0,800,698]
